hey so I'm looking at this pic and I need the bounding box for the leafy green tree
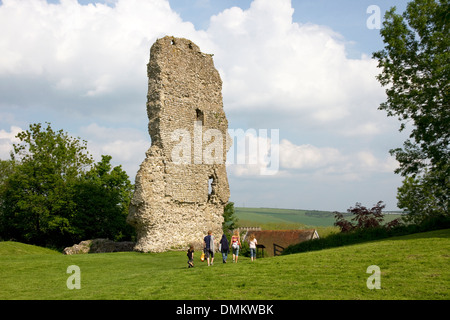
[223,202,238,233]
[373,0,449,220]
[0,123,134,247]
[70,155,135,242]
[0,159,15,240]
[0,123,93,246]
[397,167,449,223]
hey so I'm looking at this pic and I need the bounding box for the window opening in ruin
[208,177,214,195]
[208,175,217,199]
[196,108,204,125]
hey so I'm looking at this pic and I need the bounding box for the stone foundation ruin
[127,36,231,252]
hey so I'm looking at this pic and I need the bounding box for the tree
[0,123,94,246]
[0,159,15,240]
[334,201,387,232]
[70,155,135,242]
[373,0,449,220]
[397,168,448,223]
[0,123,134,247]
[223,202,238,233]
[13,122,93,178]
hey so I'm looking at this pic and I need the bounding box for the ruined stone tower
[127,36,231,252]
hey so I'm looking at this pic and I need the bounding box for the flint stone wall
[127,36,231,252]
[63,239,135,255]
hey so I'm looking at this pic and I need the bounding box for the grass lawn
[0,229,449,300]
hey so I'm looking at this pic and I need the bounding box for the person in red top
[231,230,241,263]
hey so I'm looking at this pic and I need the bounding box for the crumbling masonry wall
[127,36,231,252]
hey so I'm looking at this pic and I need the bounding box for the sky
[0,0,411,212]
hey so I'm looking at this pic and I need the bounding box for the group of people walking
[187,230,258,268]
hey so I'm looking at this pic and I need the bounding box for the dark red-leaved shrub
[334,201,400,232]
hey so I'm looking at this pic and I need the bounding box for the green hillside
[0,241,60,256]
[235,207,403,228]
[235,207,336,227]
[0,229,448,300]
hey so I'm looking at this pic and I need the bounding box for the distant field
[235,207,337,227]
[234,207,404,238]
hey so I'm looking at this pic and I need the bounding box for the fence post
[273,243,284,256]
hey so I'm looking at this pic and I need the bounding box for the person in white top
[248,234,258,261]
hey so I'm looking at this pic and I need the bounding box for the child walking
[187,245,194,268]
[248,234,258,261]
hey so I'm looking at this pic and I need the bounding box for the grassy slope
[1,229,449,300]
[0,241,60,255]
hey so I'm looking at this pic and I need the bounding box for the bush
[334,201,400,232]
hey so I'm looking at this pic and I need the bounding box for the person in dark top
[203,230,215,266]
[219,233,229,263]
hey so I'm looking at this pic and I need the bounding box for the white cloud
[79,123,149,177]
[277,138,398,178]
[356,151,399,173]
[279,139,342,170]
[208,0,385,126]
[0,0,211,119]
[0,0,387,130]
[340,122,382,137]
[227,135,399,180]
[0,126,22,160]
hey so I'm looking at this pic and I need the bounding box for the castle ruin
[127,36,231,252]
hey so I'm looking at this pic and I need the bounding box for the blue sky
[0,0,411,211]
